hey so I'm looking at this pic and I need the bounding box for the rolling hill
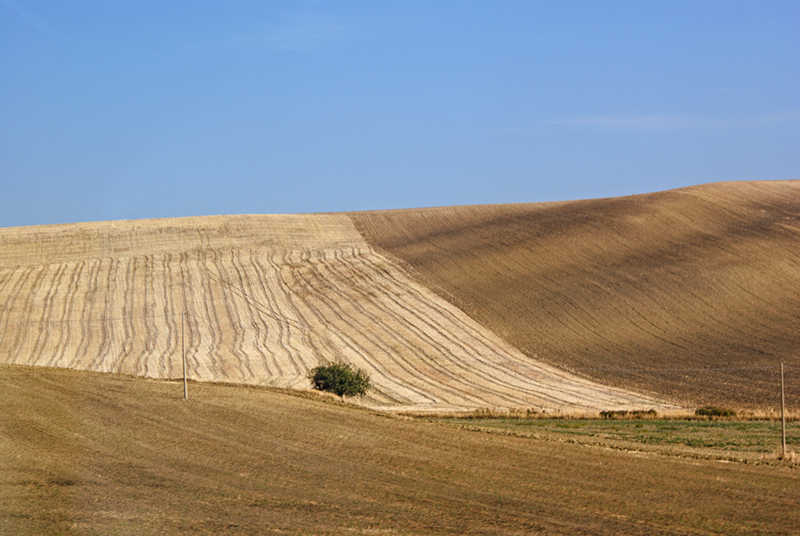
[2,365,798,536]
[351,180,800,408]
[0,214,662,413]
[2,180,798,410]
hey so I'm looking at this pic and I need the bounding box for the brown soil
[0,214,663,412]
[2,365,798,535]
[350,180,800,409]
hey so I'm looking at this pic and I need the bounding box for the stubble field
[2,365,798,536]
[4,181,800,535]
[0,214,662,413]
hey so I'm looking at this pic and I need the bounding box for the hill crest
[351,180,800,408]
[3,180,798,409]
[0,210,664,412]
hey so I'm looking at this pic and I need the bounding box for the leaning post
[781,362,786,459]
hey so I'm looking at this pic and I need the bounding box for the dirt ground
[2,366,799,535]
[351,180,800,409]
[3,181,800,411]
[0,213,670,413]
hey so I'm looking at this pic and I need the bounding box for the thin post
[781,362,786,459]
[182,311,188,400]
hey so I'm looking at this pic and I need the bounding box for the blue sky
[1,1,798,227]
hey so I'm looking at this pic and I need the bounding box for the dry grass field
[2,180,799,411]
[4,182,800,535]
[0,214,662,413]
[2,365,798,536]
[351,180,800,409]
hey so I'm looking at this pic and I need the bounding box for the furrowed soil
[350,180,800,409]
[2,365,799,536]
[0,214,668,413]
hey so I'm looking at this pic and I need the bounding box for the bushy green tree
[309,362,371,397]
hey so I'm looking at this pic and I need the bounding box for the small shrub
[309,362,370,397]
[695,406,736,418]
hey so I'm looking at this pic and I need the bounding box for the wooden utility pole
[781,362,786,459]
[182,311,188,400]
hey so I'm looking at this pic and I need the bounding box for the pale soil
[0,214,668,412]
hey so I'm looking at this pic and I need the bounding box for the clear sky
[2,1,798,228]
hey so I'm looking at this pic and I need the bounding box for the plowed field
[0,215,663,413]
[350,180,800,408]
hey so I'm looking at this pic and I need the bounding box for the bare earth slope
[3,366,798,536]
[350,180,800,408]
[0,215,662,413]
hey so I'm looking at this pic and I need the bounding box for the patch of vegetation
[457,408,541,420]
[309,362,371,397]
[6,365,800,536]
[600,409,658,420]
[442,417,800,457]
[695,406,736,418]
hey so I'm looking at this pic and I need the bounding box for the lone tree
[309,362,371,397]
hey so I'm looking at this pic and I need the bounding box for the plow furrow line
[325,253,532,406]
[0,212,676,411]
[257,250,306,377]
[318,252,496,402]
[248,251,292,378]
[315,253,497,406]
[213,251,252,381]
[356,252,664,407]
[198,252,226,381]
[160,255,179,378]
[36,264,71,367]
[231,251,278,378]
[66,260,98,370]
[325,250,653,408]
[374,268,613,404]
[1,266,39,361]
[285,254,444,405]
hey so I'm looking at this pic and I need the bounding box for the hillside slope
[351,181,800,408]
[0,215,662,412]
[3,366,798,536]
